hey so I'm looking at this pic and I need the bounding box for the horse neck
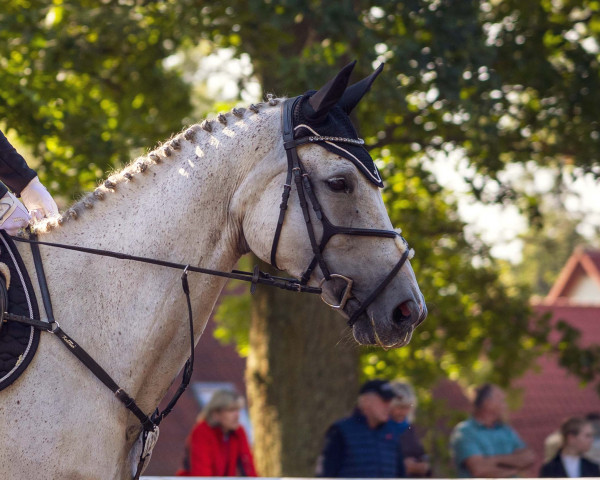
[26,105,281,411]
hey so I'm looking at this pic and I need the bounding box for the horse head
[239,62,427,348]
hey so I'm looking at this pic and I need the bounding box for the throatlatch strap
[273,97,331,281]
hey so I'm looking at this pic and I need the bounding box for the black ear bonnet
[290,62,385,188]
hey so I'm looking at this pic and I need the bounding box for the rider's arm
[0,130,37,196]
[0,130,58,228]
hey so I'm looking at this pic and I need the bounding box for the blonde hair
[199,390,244,425]
[390,381,417,422]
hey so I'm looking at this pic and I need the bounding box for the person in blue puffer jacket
[316,379,406,478]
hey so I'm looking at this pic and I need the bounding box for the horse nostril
[393,301,413,324]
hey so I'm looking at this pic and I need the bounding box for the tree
[507,212,589,297]
[203,0,600,474]
[0,1,198,198]
[246,265,360,476]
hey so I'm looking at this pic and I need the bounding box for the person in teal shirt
[450,384,535,477]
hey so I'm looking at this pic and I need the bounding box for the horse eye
[327,178,348,192]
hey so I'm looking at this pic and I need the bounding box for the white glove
[20,176,59,221]
[0,191,31,235]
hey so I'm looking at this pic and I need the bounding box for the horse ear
[338,63,384,114]
[306,61,357,121]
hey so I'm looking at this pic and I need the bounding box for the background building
[512,248,600,472]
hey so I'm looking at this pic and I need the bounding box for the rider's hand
[20,176,59,221]
[0,190,31,235]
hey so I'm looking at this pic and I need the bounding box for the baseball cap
[359,379,396,401]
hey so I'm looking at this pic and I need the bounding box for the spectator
[544,413,600,464]
[450,383,535,478]
[583,413,600,465]
[390,381,431,477]
[540,416,600,477]
[545,429,564,463]
[177,390,257,477]
[316,379,405,478]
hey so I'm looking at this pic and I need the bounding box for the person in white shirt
[540,416,600,478]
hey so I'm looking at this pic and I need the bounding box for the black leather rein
[6,233,322,424]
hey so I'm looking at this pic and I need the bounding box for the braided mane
[29,97,283,235]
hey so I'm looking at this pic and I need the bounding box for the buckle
[319,274,354,310]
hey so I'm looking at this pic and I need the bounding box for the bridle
[271,96,413,327]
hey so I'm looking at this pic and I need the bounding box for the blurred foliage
[3,0,600,472]
[198,0,600,200]
[503,212,588,297]
[0,0,201,199]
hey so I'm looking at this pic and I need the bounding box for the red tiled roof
[535,304,600,347]
[511,301,600,474]
[545,248,600,303]
[513,249,600,474]
[586,249,600,271]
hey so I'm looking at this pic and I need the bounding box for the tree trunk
[247,261,359,476]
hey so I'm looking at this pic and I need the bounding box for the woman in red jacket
[177,390,258,477]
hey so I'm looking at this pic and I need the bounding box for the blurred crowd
[176,381,600,478]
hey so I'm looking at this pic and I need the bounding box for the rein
[11,235,322,294]
[6,235,197,478]
[4,233,322,477]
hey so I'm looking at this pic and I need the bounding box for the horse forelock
[28,98,285,235]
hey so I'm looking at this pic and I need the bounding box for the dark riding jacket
[540,452,600,478]
[0,130,37,198]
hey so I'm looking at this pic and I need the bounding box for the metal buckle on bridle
[319,274,354,310]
